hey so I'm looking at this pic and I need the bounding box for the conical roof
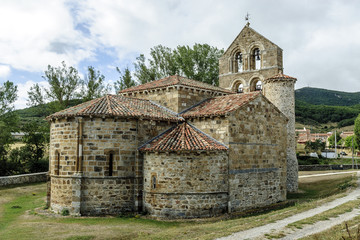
[264,73,297,82]
[46,94,181,122]
[139,122,228,152]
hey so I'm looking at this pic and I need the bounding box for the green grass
[0,172,358,240]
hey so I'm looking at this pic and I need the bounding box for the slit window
[152,176,156,189]
[56,151,60,175]
[109,153,113,176]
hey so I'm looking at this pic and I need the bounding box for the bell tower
[219,23,283,93]
[219,23,298,193]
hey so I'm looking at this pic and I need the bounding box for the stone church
[46,23,298,218]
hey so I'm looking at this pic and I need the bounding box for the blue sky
[1,0,360,109]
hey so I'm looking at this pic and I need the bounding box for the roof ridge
[79,97,104,114]
[106,94,114,115]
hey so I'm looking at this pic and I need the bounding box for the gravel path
[217,172,360,240]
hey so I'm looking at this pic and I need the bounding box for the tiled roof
[119,75,234,94]
[180,92,261,118]
[46,95,181,122]
[265,73,297,81]
[139,122,228,152]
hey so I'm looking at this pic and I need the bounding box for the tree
[328,131,342,148]
[133,44,224,85]
[354,114,360,148]
[304,139,325,153]
[78,66,109,101]
[0,81,18,176]
[344,135,358,149]
[28,61,81,112]
[115,67,136,92]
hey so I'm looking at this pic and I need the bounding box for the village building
[46,23,298,218]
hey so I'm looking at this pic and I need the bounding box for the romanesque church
[46,23,298,219]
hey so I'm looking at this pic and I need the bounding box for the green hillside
[295,87,360,106]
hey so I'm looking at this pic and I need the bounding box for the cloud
[0,0,96,72]
[0,65,10,78]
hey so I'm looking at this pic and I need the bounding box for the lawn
[0,172,358,240]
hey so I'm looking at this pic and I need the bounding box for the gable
[222,24,282,57]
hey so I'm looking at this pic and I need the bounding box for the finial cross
[245,12,250,22]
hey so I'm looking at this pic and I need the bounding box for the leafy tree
[304,139,325,153]
[28,61,81,112]
[328,131,342,148]
[78,66,109,101]
[344,135,358,149]
[133,44,224,85]
[0,81,18,176]
[354,114,360,148]
[115,67,136,91]
[133,54,158,84]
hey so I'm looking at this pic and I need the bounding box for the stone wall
[143,151,228,218]
[188,116,229,144]
[299,165,358,171]
[227,96,287,211]
[0,172,47,187]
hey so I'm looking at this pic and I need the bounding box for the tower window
[254,48,261,70]
[256,81,262,91]
[237,83,244,93]
[235,52,243,72]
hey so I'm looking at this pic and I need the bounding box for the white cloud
[0,65,10,78]
[0,0,96,72]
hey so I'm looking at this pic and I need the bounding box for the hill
[295,87,360,106]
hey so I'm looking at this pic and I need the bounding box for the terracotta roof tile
[180,92,261,118]
[265,73,297,81]
[139,122,228,152]
[119,75,234,94]
[46,95,181,122]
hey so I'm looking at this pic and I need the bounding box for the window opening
[152,176,156,189]
[255,80,262,91]
[109,153,113,176]
[235,52,243,72]
[56,151,60,175]
[237,83,244,93]
[254,48,261,70]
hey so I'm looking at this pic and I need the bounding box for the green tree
[354,114,360,148]
[0,81,18,176]
[344,135,358,149]
[28,61,81,112]
[79,66,108,101]
[133,44,224,85]
[115,67,136,91]
[328,131,342,148]
[304,139,325,153]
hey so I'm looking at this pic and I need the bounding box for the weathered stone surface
[0,172,47,187]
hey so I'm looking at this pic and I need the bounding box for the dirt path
[299,170,359,178]
[217,172,360,240]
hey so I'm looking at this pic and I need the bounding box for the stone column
[71,173,82,216]
[263,74,298,193]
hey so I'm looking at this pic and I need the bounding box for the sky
[0,0,360,109]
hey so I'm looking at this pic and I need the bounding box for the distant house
[296,128,331,144]
[11,132,25,140]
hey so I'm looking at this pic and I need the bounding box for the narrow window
[109,153,113,176]
[56,151,60,175]
[235,52,243,72]
[254,48,261,70]
[152,176,156,189]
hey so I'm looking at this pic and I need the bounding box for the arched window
[237,83,244,93]
[234,52,243,72]
[109,153,113,176]
[152,176,156,189]
[250,79,262,92]
[255,80,262,91]
[55,151,60,175]
[250,48,261,70]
